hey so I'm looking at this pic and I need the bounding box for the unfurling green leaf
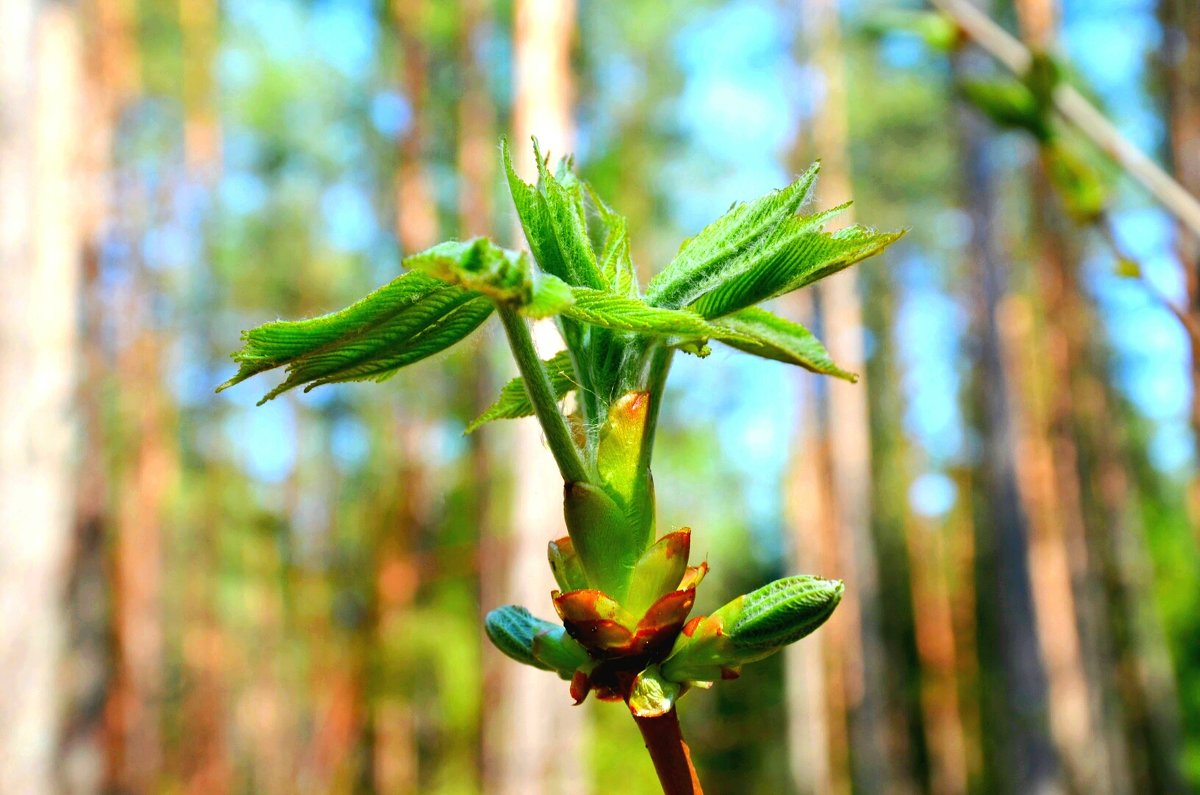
[687,222,901,319]
[645,164,899,319]
[647,163,820,309]
[711,307,857,381]
[218,270,492,405]
[717,576,844,652]
[628,666,682,718]
[624,530,691,617]
[485,605,589,679]
[586,184,639,297]
[503,138,605,290]
[406,237,574,317]
[467,350,578,432]
[960,78,1053,142]
[484,605,559,672]
[661,575,843,684]
[561,287,752,342]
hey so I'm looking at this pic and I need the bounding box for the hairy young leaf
[218,270,492,405]
[485,605,558,671]
[466,350,579,432]
[561,287,753,343]
[717,576,844,653]
[687,222,901,319]
[406,237,574,317]
[502,138,605,290]
[585,184,639,298]
[646,163,819,309]
[709,306,856,381]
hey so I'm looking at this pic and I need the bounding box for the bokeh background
[3,0,1200,793]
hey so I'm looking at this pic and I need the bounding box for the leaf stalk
[497,304,590,484]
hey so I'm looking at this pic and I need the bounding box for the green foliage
[720,576,845,652]
[484,605,589,678]
[960,77,1053,142]
[863,10,961,52]
[711,306,857,381]
[562,286,748,341]
[217,270,492,404]
[660,576,844,684]
[466,351,577,432]
[407,238,575,317]
[221,138,897,726]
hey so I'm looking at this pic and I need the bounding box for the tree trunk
[954,42,1063,793]
[788,2,897,792]
[0,3,83,791]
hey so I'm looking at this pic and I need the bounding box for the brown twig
[633,708,704,795]
[929,0,1200,240]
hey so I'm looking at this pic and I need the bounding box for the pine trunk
[0,4,83,792]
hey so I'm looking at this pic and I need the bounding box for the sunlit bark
[0,3,83,791]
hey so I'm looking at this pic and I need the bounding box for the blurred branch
[930,0,1200,241]
[1094,213,1200,344]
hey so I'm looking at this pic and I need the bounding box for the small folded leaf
[502,138,605,290]
[661,575,842,684]
[563,481,652,600]
[596,391,650,500]
[625,530,691,617]
[628,666,682,718]
[585,184,639,297]
[715,576,843,653]
[548,536,591,593]
[710,307,857,381]
[218,270,492,404]
[466,350,578,432]
[484,605,558,672]
[406,237,574,317]
[530,626,591,678]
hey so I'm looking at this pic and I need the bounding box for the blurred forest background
[3,0,1200,793]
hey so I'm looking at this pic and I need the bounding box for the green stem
[637,345,674,476]
[497,305,590,484]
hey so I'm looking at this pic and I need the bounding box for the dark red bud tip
[682,616,704,637]
[720,666,741,680]
[570,670,592,704]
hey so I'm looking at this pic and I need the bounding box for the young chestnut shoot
[219,138,900,794]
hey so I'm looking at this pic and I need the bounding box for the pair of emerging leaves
[218,139,900,432]
[485,572,844,717]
